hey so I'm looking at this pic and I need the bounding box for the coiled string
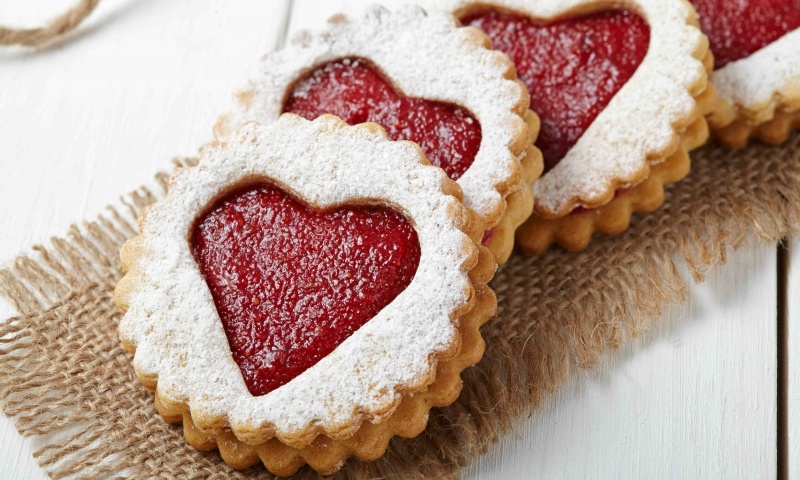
[0,0,100,47]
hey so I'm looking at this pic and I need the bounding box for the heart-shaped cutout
[463,9,650,173]
[284,59,482,180]
[689,0,800,68]
[191,183,421,396]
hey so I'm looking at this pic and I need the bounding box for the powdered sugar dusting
[118,115,479,446]
[214,4,529,226]
[712,29,800,118]
[429,0,709,216]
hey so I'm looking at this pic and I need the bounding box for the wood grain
[787,241,799,480]
[465,243,778,479]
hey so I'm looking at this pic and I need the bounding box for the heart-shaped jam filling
[690,0,800,69]
[284,59,482,180]
[463,10,650,174]
[192,183,420,396]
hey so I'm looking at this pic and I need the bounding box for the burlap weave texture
[1,135,798,479]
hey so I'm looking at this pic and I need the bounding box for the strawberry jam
[689,0,800,68]
[284,59,481,180]
[463,10,650,173]
[191,183,420,396]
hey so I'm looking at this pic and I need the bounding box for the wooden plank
[0,0,291,257]
[787,241,800,479]
[465,242,778,479]
[0,0,782,478]
[0,1,291,479]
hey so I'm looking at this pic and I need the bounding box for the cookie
[114,114,497,476]
[431,0,714,253]
[690,0,800,147]
[214,5,543,264]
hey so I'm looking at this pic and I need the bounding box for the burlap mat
[1,133,798,479]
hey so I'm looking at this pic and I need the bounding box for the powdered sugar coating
[711,29,800,120]
[118,115,479,446]
[429,0,709,216]
[214,4,529,227]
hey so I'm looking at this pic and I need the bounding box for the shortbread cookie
[690,0,800,147]
[431,0,714,253]
[214,5,542,264]
[114,114,497,476]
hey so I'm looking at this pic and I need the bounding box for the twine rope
[0,0,100,47]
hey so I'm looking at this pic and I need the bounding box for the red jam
[690,0,800,68]
[191,183,420,396]
[284,59,482,180]
[463,10,650,173]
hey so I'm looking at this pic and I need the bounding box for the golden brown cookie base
[711,107,800,149]
[516,138,691,254]
[151,242,497,477]
[485,110,543,264]
[707,61,800,149]
[515,46,716,255]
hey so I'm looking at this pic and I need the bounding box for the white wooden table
[0,1,794,478]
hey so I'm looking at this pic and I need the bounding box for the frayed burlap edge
[1,135,799,479]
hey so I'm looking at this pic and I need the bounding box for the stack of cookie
[113,1,800,476]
